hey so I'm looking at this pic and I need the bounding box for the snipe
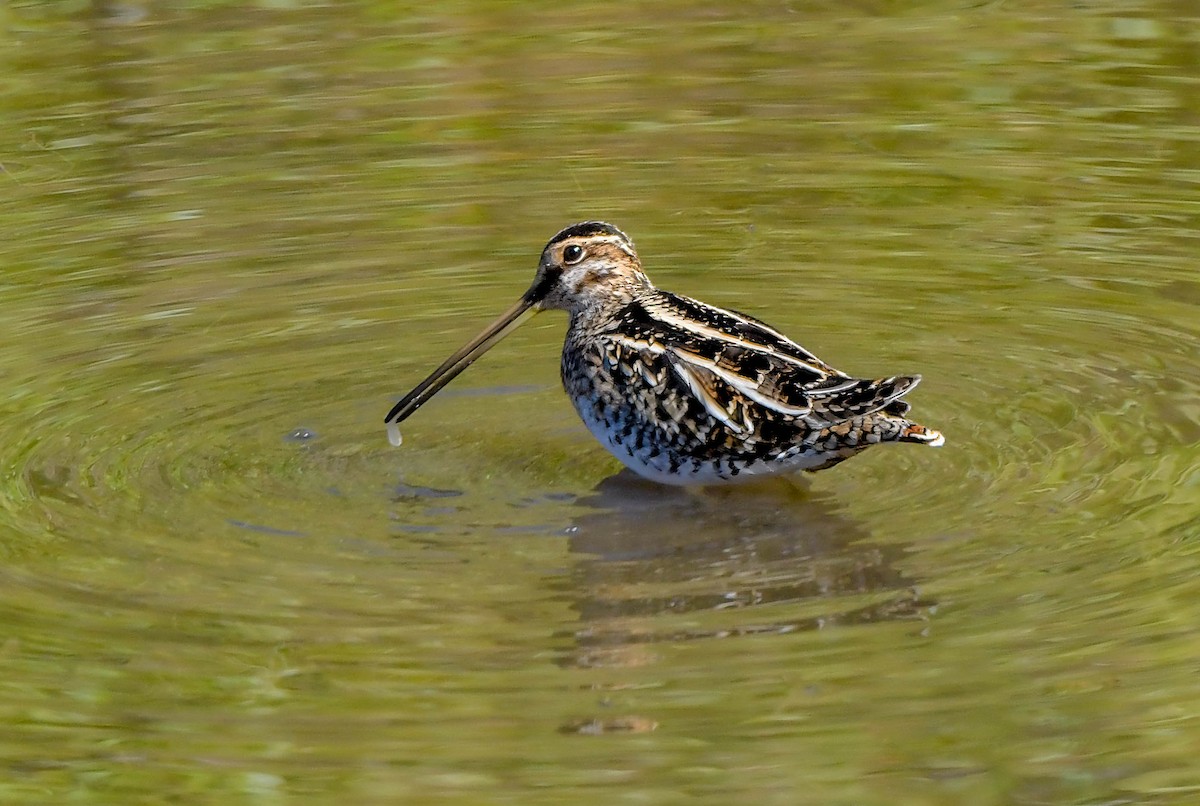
[385,222,943,485]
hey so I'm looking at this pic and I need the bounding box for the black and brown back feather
[562,287,935,471]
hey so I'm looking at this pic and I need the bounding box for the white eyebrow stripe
[575,234,637,259]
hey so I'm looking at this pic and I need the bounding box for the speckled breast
[559,332,846,484]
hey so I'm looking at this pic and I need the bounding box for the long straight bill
[384,296,536,446]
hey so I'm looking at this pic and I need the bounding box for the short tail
[898,422,945,447]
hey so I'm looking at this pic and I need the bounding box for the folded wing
[609,293,920,433]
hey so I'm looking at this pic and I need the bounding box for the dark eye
[563,244,585,265]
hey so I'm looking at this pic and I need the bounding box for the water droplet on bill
[386,420,403,447]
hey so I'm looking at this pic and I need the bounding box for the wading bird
[385,222,943,485]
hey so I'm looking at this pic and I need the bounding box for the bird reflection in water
[557,472,936,672]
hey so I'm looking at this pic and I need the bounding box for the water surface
[1,3,1198,804]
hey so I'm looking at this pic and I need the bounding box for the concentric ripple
[824,275,1200,548]
[4,267,1196,634]
[2,234,1198,806]
[1,292,455,648]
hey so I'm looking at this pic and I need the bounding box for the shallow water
[2,2,1199,804]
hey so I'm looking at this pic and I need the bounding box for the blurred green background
[1,2,1197,804]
